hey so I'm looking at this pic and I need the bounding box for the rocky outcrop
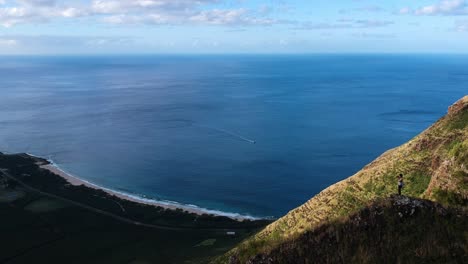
[448,95,468,116]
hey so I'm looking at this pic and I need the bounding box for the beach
[40,163,255,221]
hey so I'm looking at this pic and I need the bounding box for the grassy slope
[237,196,467,264]
[221,96,468,263]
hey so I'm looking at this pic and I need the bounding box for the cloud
[84,37,134,46]
[353,19,394,27]
[398,7,412,15]
[352,33,396,39]
[454,20,468,30]
[0,38,17,45]
[60,7,88,18]
[101,14,175,25]
[91,0,218,14]
[0,0,281,27]
[400,0,468,15]
[0,1,85,27]
[340,5,385,14]
[0,6,44,27]
[0,34,135,48]
[296,19,394,30]
[17,0,57,7]
[189,8,277,26]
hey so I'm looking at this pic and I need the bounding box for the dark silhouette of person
[397,174,404,195]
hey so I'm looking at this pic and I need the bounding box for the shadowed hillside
[219,96,468,263]
[233,196,466,264]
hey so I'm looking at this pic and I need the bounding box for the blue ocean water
[0,55,466,218]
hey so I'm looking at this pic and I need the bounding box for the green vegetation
[447,108,468,130]
[232,196,467,264]
[195,239,217,247]
[24,198,69,213]
[404,172,432,197]
[432,188,466,207]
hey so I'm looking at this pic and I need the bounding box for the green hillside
[219,96,468,263]
[231,196,466,264]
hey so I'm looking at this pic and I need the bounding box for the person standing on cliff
[397,174,404,195]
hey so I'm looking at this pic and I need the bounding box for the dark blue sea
[0,55,466,218]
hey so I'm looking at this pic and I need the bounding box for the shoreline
[37,158,261,221]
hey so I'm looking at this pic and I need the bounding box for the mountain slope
[220,96,468,263]
[236,196,466,264]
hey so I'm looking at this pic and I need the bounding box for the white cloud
[60,7,87,18]
[101,14,174,25]
[0,7,35,27]
[189,9,276,26]
[0,1,84,27]
[1,34,136,47]
[0,38,17,45]
[17,0,57,7]
[354,19,394,27]
[340,5,385,14]
[91,0,218,14]
[455,20,468,30]
[401,0,468,15]
[352,33,396,39]
[91,0,123,13]
[0,0,280,27]
[85,37,133,46]
[296,19,394,30]
[92,1,278,26]
[399,7,412,15]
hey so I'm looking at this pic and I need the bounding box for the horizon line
[2,52,468,57]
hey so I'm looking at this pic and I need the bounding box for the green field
[24,198,70,213]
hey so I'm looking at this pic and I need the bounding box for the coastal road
[0,168,243,232]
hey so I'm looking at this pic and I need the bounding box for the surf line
[197,125,256,144]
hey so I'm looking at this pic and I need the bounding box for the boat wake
[197,125,256,144]
[158,119,256,144]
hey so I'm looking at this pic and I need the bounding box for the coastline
[38,158,260,221]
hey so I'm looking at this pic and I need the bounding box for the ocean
[0,54,466,218]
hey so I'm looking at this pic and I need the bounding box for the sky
[0,0,467,54]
